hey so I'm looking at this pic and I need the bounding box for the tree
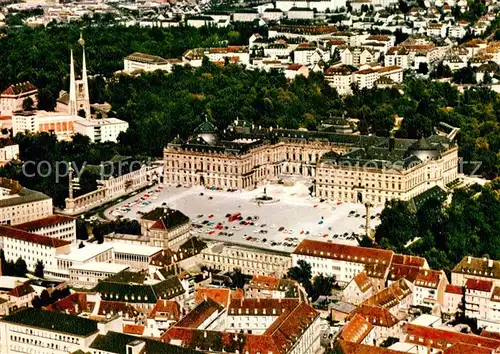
[34,260,44,278]
[231,268,246,289]
[13,257,27,277]
[76,219,89,240]
[312,274,336,299]
[22,97,34,111]
[417,63,429,75]
[453,66,476,84]
[482,72,492,85]
[375,200,418,250]
[39,289,51,307]
[288,260,313,294]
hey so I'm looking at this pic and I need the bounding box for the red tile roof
[443,343,494,354]
[363,278,412,310]
[0,226,71,248]
[349,304,399,328]
[163,298,318,354]
[1,82,37,96]
[415,269,446,289]
[352,271,373,293]
[287,64,305,71]
[123,324,145,335]
[405,324,500,350]
[293,240,393,266]
[466,278,493,292]
[388,264,421,283]
[249,275,280,291]
[174,298,223,329]
[337,340,409,354]
[46,292,92,314]
[148,299,181,321]
[194,288,232,307]
[339,314,373,343]
[8,282,35,298]
[14,215,75,232]
[445,284,463,295]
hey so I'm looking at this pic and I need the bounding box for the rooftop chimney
[389,132,395,152]
[467,256,471,264]
[489,259,493,268]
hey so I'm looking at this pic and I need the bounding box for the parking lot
[105,183,383,253]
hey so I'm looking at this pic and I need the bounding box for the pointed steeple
[69,50,77,115]
[81,46,90,118]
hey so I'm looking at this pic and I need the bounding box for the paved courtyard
[104,183,383,253]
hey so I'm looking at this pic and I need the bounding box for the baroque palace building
[164,119,458,205]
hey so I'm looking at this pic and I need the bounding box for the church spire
[79,32,91,118]
[69,50,77,116]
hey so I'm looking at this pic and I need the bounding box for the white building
[73,118,129,143]
[0,179,53,226]
[443,284,463,316]
[413,269,448,309]
[0,225,71,271]
[275,0,347,12]
[324,64,357,95]
[69,262,130,288]
[465,278,492,320]
[291,240,394,285]
[451,256,500,288]
[0,82,38,116]
[354,68,380,89]
[12,111,80,141]
[14,215,76,244]
[124,52,181,73]
[112,243,162,271]
[0,308,100,354]
[0,142,19,163]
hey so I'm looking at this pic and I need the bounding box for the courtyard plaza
[104,182,383,253]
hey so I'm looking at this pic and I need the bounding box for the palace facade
[164,120,458,205]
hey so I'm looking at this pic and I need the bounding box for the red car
[208,214,214,218]
[209,231,215,235]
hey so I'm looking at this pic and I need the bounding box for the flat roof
[69,262,130,273]
[74,118,128,127]
[112,243,162,257]
[56,243,114,262]
[0,276,29,290]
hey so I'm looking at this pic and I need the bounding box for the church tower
[69,33,91,118]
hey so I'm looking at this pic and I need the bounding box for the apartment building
[413,269,448,309]
[201,242,292,277]
[443,284,463,316]
[0,179,53,225]
[291,239,394,285]
[14,215,76,244]
[342,271,375,305]
[324,64,357,95]
[0,225,71,271]
[0,308,99,354]
[452,256,500,288]
[161,297,321,354]
[73,118,129,143]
